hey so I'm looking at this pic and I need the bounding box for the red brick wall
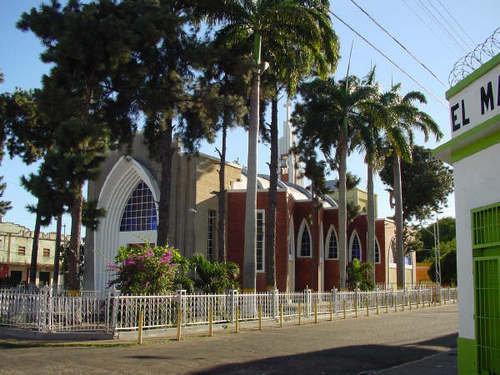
[226,191,289,291]
[227,189,394,291]
[375,220,388,284]
[293,202,320,291]
[323,210,340,290]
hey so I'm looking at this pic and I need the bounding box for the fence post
[314,302,318,324]
[258,304,262,331]
[229,289,238,322]
[177,289,186,325]
[332,288,337,319]
[272,289,279,319]
[298,302,302,325]
[385,291,389,314]
[235,308,240,333]
[138,309,144,344]
[343,300,346,319]
[47,287,53,333]
[208,306,213,337]
[112,288,119,335]
[355,288,359,318]
[280,304,284,328]
[304,288,312,317]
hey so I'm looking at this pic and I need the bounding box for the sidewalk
[374,349,457,375]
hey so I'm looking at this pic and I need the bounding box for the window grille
[256,210,265,272]
[472,203,500,249]
[474,257,500,374]
[18,246,26,256]
[120,181,158,232]
[472,203,500,374]
[43,248,50,257]
[207,210,216,261]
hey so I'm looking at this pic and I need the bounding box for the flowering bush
[108,244,179,295]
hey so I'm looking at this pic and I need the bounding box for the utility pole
[433,216,441,285]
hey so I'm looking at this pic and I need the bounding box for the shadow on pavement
[194,333,458,375]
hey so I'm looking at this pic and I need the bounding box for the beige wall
[194,158,241,258]
[330,188,378,218]
[0,222,67,285]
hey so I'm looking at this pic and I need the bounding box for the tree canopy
[379,145,454,222]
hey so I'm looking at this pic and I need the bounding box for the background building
[0,221,66,286]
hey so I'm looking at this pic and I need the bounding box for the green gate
[472,203,500,375]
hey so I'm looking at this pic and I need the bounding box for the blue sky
[1,0,499,232]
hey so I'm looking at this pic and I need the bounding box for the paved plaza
[0,305,458,375]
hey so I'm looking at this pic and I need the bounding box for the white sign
[448,65,500,137]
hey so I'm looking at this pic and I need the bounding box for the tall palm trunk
[53,214,62,287]
[243,72,260,291]
[393,152,405,288]
[29,210,41,285]
[338,132,347,289]
[67,186,83,290]
[217,119,228,262]
[157,119,174,246]
[266,95,278,290]
[366,161,376,284]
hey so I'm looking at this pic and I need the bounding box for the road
[0,304,458,375]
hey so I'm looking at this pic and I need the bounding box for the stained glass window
[375,240,380,263]
[120,181,157,232]
[327,228,338,259]
[299,221,312,257]
[351,233,361,260]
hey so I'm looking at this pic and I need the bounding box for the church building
[85,114,415,291]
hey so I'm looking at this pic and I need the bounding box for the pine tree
[18,1,138,289]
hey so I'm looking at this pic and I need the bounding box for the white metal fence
[0,287,457,334]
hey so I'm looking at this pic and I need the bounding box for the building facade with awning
[434,53,500,375]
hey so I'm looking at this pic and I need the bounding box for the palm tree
[261,1,338,290]
[207,0,338,290]
[293,71,377,289]
[355,77,386,283]
[380,84,442,288]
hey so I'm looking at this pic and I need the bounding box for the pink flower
[124,257,136,266]
[160,251,172,264]
[145,250,153,257]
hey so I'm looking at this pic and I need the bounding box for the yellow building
[0,221,66,286]
[328,185,378,218]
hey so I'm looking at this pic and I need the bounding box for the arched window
[325,226,338,259]
[375,239,381,264]
[350,232,362,261]
[297,219,312,257]
[120,181,157,232]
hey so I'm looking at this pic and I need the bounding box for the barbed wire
[449,27,500,86]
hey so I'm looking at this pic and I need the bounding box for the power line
[347,0,446,87]
[401,0,456,54]
[327,9,448,107]
[435,0,476,47]
[425,0,473,50]
[416,0,468,52]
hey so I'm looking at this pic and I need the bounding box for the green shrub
[108,244,178,295]
[346,259,375,291]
